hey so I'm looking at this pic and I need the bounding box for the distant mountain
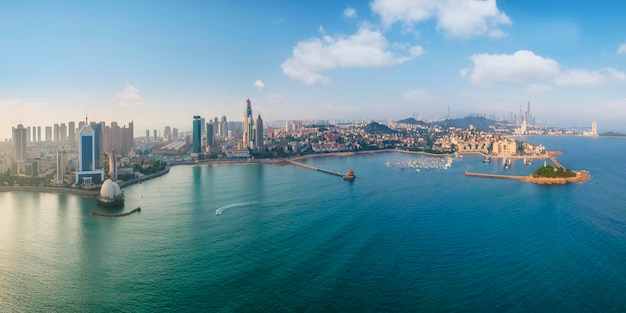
[363,121,397,135]
[433,116,498,132]
[396,118,427,125]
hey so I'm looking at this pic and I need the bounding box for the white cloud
[527,84,553,95]
[370,0,511,39]
[282,25,423,84]
[254,80,266,90]
[0,98,47,109]
[318,25,325,34]
[116,84,143,107]
[554,68,625,86]
[344,7,357,18]
[618,43,626,55]
[403,89,436,103]
[463,50,560,85]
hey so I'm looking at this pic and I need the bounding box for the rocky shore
[522,171,590,185]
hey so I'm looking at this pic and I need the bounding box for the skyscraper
[192,116,202,154]
[243,99,255,149]
[68,121,76,146]
[12,124,27,161]
[54,124,60,142]
[76,117,104,185]
[255,114,264,150]
[164,126,172,142]
[56,148,67,184]
[45,126,52,142]
[206,123,214,146]
[146,130,150,142]
[592,120,598,136]
[172,128,178,141]
[60,123,67,142]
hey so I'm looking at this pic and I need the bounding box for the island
[522,165,590,185]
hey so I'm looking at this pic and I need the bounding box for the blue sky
[2,0,626,139]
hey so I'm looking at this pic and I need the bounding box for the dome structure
[98,179,124,206]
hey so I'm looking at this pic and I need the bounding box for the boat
[524,158,533,166]
[483,155,490,163]
[503,157,511,169]
[385,161,391,167]
[343,169,356,180]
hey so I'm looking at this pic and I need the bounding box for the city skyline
[2,0,626,140]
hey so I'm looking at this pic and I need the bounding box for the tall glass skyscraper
[192,116,202,154]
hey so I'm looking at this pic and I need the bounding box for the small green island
[531,165,577,179]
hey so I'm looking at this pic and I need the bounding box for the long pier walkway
[464,172,526,181]
[285,159,346,178]
[548,153,564,169]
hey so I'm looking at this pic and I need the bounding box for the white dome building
[98,179,125,206]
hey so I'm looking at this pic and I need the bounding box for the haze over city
[2,0,626,140]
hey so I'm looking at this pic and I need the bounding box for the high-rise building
[54,124,60,142]
[153,129,158,142]
[45,126,52,142]
[526,102,531,125]
[76,118,104,185]
[172,128,178,141]
[146,130,150,142]
[592,120,598,136]
[192,116,202,154]
[12,124,27,161]
[243,99,255,149]
[255,114,264,150]
[201,118,206,137]
[32,126,36,142]
[90,122,103,169]
[60,123,67,142]
[68,121,76,146]
[56,148,67,184]
[206,123,214,146]
[220,116,228,138]
[164,126,172,142]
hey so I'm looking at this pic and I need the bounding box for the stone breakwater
[90,207,141,218]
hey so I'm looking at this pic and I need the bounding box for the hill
[396,118,427,125]
[363,121,397,135]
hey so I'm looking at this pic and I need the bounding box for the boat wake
[215,202,257,216]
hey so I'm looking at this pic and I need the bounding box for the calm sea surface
[1,136,626,312]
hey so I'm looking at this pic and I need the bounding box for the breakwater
[90,207,141,218]
[285,159,349,178]
[464,172,526,181]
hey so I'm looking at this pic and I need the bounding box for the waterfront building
[206,123,214,146]
[255,114,264,150]
[592,120,597,136]
[220,116,228,138]
[56,148,67,184]
[492,138,517,156]
[75,118,104,186]
[192,116,202,154]
[243,99,255,149]
[97,179,124,206]
[12,124,27,161]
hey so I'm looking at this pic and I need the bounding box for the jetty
[90,207,141,218]
[285,159,355,180]
[464,172,525,181]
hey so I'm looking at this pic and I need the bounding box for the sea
[1,136,626,312]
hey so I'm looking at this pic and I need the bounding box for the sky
[2,0,626,140]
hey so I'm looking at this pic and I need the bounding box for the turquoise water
[1,136,626,312]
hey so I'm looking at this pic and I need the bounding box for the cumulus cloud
[370,0,511,38]
[463,50,560,85]
[618,43,626,55]
[403,89,439,103]
[116,84,143,107]
[281,25,423,84]
[254,80,266,90]
[344,7,357,18]
[527,84,553,95]
[602,67,626,81]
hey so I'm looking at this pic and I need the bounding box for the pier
[285,159,354,179]
[90,207,141,218]
[464,172,526,181]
